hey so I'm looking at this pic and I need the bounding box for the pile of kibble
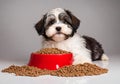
[35,48,71,54]
[2,63,108,77]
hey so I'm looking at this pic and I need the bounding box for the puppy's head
[35,8,80,42]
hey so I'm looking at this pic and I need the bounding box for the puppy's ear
[34,14,46,35]
[65,10,80,31]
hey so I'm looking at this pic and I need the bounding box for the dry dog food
[2,63,108,77]
[36,48,71,54]
[52,63,108,77]
[2,65,51,77]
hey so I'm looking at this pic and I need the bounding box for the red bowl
[28,53,73,70]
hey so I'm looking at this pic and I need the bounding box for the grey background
[0,0,120,61]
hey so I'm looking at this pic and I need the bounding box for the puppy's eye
[63,20,67,24]
[61,16,71,24]
[63,18,71,24]
[48,19,55,25]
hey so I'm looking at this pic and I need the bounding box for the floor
[0,55,119,84]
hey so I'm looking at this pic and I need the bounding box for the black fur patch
[65,10,80,36]
[34,14,47,35]
[82,36,104,61]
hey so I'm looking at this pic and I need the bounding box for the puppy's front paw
[101,54,109,61]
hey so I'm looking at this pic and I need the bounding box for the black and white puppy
[35,8,108,65]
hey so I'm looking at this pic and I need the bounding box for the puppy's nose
[56,27,61,31]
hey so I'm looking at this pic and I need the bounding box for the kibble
[2,63,108,77]
[36,48,71,54]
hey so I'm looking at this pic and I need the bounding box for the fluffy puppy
[34,8,108,65]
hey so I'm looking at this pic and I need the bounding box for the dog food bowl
[28,53,73,70]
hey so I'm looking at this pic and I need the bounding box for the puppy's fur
[35,8,108,65]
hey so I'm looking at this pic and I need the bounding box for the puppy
[34,8,109,65]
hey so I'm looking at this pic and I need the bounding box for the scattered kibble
[2,63,108,77]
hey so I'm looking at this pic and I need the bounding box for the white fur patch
[42,33,92,65]
[52,34,65,42]
[47,8,65,18]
